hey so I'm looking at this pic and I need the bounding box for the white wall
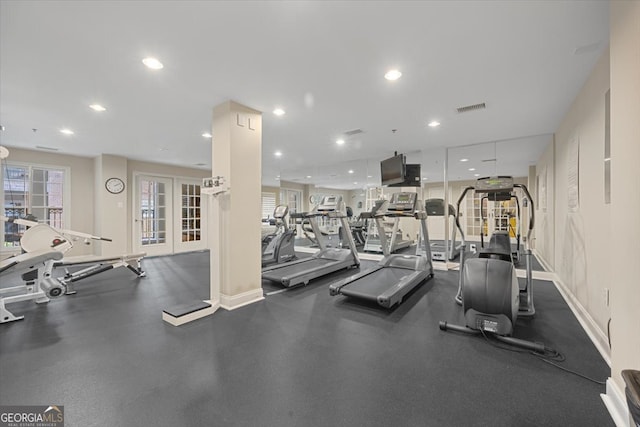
[609,0,640,396]
[3,147,212,256]
[533,141,556,269]
[552,48,611,346]
[4,147,95,256]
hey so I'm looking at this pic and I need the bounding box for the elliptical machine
[262,205,296,268]
[440,176,543,352]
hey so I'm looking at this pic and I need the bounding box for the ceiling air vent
[343,128,364,136]
[456,103,486,114]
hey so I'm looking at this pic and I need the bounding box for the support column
[212,101,264,310]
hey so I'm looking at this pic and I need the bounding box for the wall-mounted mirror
[446,134,552,272]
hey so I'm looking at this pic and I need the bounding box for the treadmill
[261,205,296,267]
[262,195,360,287]
[329,192,434,308]
[416,198,461,261]
[362,200,388,252]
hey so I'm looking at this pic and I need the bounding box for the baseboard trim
[551,275,611,366]
[601,378,631,427]
[162,300,220,326]
[220,289,264,311]
[532,248,554,272]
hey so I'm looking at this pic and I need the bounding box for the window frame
[1,161,71,253]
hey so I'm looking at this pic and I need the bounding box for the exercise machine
[416,198,461,261]
[348,213,367,247]
[439,176,541,351]
[363,199,411,254]
[2,216,146,295]
[262,205,296,267]
[262,195,360,287]
[479,187,522,262]
[329,192,434,308]
[0,243,65,323]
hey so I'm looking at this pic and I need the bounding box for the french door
[135,175,173,256]
[134,175,206,256]
[174,179,207,252]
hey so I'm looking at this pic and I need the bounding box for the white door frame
[133,174,174,256]
[173,177,207,253]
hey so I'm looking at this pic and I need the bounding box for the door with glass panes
[134,175,173,256]
[174,179,206,252]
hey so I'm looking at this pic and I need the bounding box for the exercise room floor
[0,251,612,427]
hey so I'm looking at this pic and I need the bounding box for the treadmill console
[475,176,514,193]
[387,192,418,213]
[316,195,342,212]
[273,205,289,218]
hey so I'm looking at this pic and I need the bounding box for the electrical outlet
[604,288,610,307]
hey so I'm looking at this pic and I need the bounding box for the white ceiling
[0,1,608,188]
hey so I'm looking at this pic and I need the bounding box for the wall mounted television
[389,163,421,187]
[380,153,405,186]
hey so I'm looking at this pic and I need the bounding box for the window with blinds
[262,192,276,221]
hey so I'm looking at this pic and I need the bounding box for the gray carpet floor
[0,251,612,426]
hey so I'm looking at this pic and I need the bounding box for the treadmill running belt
[262,258,336,281]
[338,267,421,301]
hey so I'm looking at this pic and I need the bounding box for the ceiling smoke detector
[456,102,486,113]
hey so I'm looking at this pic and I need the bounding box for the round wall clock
[105,177,125,194]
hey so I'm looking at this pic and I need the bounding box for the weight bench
[51,252,146,294]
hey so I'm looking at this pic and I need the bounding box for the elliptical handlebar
[455,186,474,246]
[513,184,535,249]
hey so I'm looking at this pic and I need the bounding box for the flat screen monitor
[380,154,405,186]
[389,163,421,187]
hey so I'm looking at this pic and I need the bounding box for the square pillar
[211,101,264,309]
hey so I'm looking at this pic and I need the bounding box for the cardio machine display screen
[389,192,416,210]
[475,176,514,192]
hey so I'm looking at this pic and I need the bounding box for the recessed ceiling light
[474,174,480,177]
[384,69,402,81]
[273,108,285,116]
[274,151,282,157]
[89,104,106,112]
[275,177,280,181]
[336,139,345,145]
[367,175,372,178]
[306,175,312,179]
[422,177,428,180]
[460,158,469,162]
[428,121,440,127]
[348,170,354,174]
[142,57,163,69]
[353,182,358,185]
[60,128,74,135]
[202,132,212,138]
[468,168,476,171]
